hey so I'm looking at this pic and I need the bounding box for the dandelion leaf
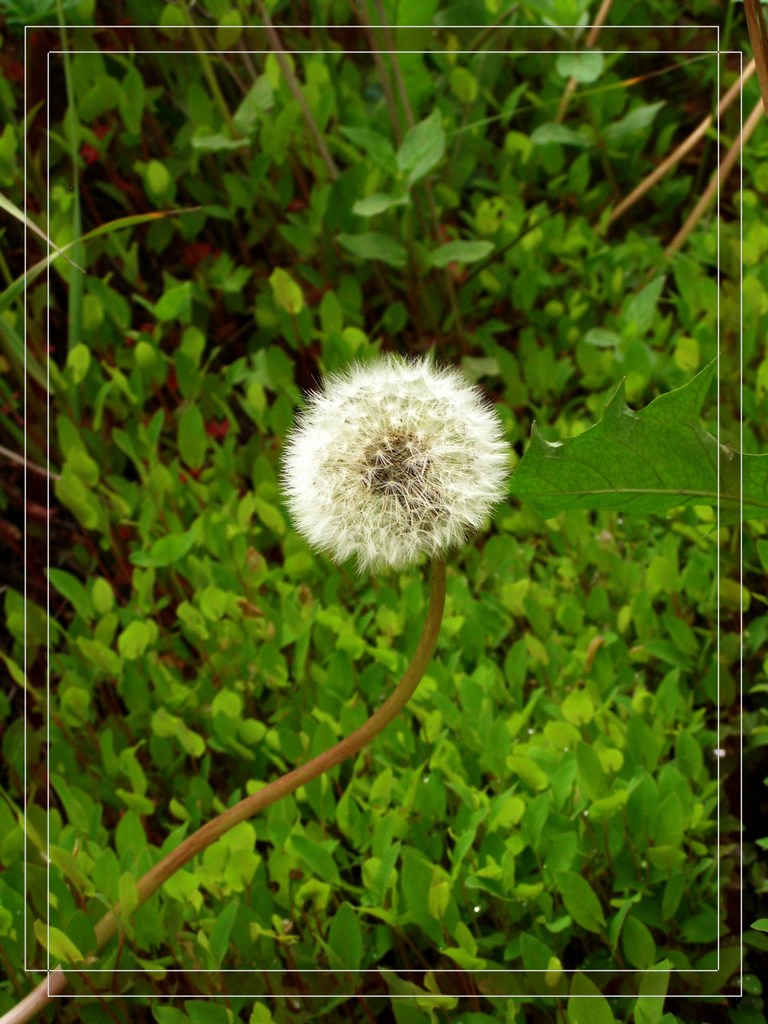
[510,360,767,523]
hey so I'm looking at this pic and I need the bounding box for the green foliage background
[0,2,766,1023]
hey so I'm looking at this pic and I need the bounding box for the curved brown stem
[4,560,447,1024]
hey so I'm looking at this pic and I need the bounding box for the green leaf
[352,193,410,217]
[396,108,445,185]
[584,328,622,348]
[269,267,304,314]
[118,871,139,919]
[33,921,84,964]
[576,742,608,801]
[634,962,671,1024]
[117,620,156,660]
[339,126,396,170]
[752,918,768,932]
[155,282,192,322]
[556,52,605,83]
[567,972,614,1024]
[209,901,239,964]
[253,496,286,536]
[511,360,766,522]
[604,101,665,146]
[555,871,606,934]
[622,914,656,969]
[76,637,121,676]
[132,531,194,568]
[327,901,362,970]
[338,232,408,268]
[48,569,94,622]
[428,240,494,268]
[178,405,206,469]
[531,123,591,148]
[145,160,171,200]
[118,67,145,134]
[288,834,340,885]
[622,276,666,335]
[191,132,250,152]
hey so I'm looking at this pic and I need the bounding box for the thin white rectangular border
[21,19,742,1001]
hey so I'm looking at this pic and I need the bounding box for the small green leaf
[145,159,171,200]
[91,578,115,616]
[209,901,239,964]
[48,569,93,622]
[428,240,494,268]
[622,276,666,335]
[576,742,608,801]
[119,67,145,134]
[352,192,409,217]
[327,901,362,970]
[117,620,156,660]
[556,52,605,83]
[155,282,192,322]
[396,108,445,185]
[178,405,206,469]
[118,871,139,919]
[254,496,286,536]
[76,637,121,676]
[269,267,304,314]
[604,101,665,146]
[450,66,478,103]
[555,871,605,934]
[622,914,656,969]
[531,123,591,148]
[66,343,91,384]
[191,132,250,152]
[567,972,614,1024]
[134,531,194,568]
[338,232,408,268]
[584,328,621,348]
[33,921,84,964]
[635,962,671,1024]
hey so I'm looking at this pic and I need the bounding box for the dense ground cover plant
[0,2,766,1022]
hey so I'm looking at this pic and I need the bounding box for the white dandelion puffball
[281,354,510,573]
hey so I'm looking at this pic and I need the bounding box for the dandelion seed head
[280,354,510,572]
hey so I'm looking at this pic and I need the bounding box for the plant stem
[254,5,339,181]
[2,560,446,1024]
[664,97,764,258]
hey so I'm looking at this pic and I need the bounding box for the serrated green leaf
[511,360,767,522]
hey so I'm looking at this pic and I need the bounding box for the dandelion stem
[4,561,446,1024]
